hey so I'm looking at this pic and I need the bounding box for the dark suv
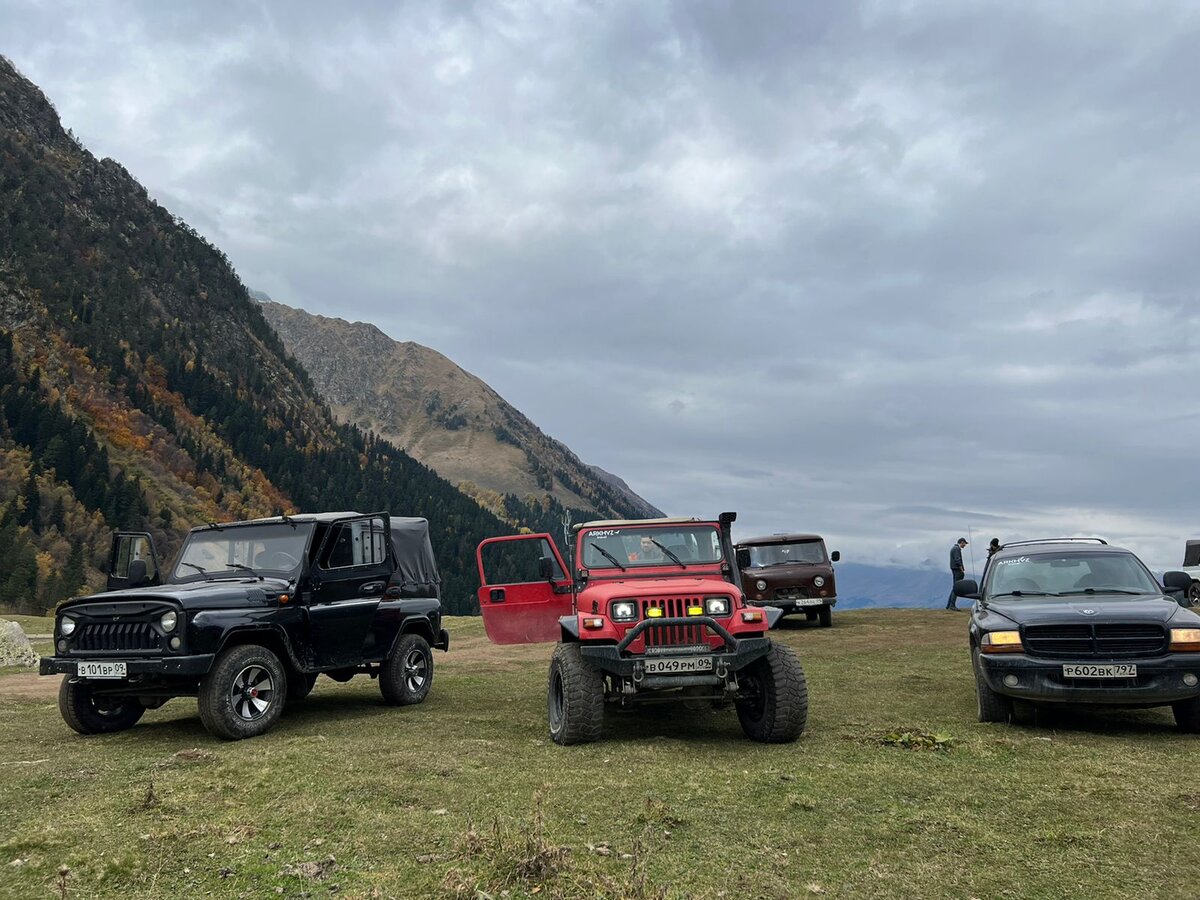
[955,538,1200,731]
[736,534,840,627]
[40,513,448,740]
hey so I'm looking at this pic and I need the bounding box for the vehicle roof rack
[1000,537,1108,548]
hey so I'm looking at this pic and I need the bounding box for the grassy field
[1,610,1197,899]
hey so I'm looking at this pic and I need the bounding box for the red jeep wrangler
[475,513,808,745]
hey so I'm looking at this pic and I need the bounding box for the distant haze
[4,2,1200,570]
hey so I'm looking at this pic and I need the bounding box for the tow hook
[715,660,730,680]
[632,662,645,684]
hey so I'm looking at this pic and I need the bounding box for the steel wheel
[230,664,275,721]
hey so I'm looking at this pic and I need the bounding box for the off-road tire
[198,644,287,740]
[381,633,433,706]
[818,605,833,628]
[547,643,604,745]
[1188,582,1200,608]
[974,652,1013,724]
[1173,696,1200,733]
[736,643,808,743]
[286,672,318,706]
[58,678,144,735]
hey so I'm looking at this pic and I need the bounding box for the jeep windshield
[744,541,825,567]
[987,551,1160,599]
[173,522,315,582]
[580,525,722,570]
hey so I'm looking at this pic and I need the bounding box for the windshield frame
[576,524,724,572]
[983,549,1161,601]
[171,521,316,583]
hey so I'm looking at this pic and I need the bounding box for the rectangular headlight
[1170,628,1200,651]
[704,596,730,617]
[980,630,1023,653]
[611,600,637,622]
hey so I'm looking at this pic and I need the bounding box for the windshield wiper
[647,538,684,567]
[1057,588,1144,596]
[179,562,208,576]
[991,590,1054,598]
[588,542,626,571]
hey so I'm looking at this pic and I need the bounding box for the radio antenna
[967,525,976,580]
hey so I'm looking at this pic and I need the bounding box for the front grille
[1023,623,1167,659]
[775,587,810,601]
[74,622,162,653]
[639,597,708,648]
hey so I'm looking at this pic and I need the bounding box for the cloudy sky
[4,0,1200,570]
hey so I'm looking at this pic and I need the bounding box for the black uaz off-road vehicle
[40,513,448,740]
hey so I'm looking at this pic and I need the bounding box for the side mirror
[1163,571,1192,604]
[735,548,751,569]
[538,557,556,581]
[830,550,841,563]
[128,559,149,587]
[954,578,979,598]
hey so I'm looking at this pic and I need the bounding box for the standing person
[946,537,968,609]
[979,537,1001,587]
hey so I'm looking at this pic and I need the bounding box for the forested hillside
[0,55,598,614]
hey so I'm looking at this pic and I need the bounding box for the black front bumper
[978,653,1200,706]
[580,616,772,685]
[40,654,216,678]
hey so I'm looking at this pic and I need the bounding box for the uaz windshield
[745,541,825,567]
[581,525,722,569]
[174,523,314,581]
[986,551,1160,599]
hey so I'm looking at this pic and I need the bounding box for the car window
[745,541,825,567]
[987,551,1159,597]
[320,517,388,570]
[580,526,721,568]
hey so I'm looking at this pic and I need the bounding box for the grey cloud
[5,0,1200,570]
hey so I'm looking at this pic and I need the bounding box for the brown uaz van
[736,534,840,627]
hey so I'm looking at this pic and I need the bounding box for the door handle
[490,588,506,602]
[362,582,384,595]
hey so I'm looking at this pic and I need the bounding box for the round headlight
[705,596,731,617]
[612,601,637,622]
[755,579,767,591]
[813,576,825,588]
[160,611,178,632]
[60,616,76,636]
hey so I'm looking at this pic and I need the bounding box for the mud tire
[59,678,144,735]
[736,643,808,742]
[198,644,287,740]
[381,634,434,706]
[818,605,833,628]
[1173,696,1200,733]
[548,643,604,745]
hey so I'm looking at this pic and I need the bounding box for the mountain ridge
[257,298,663,522]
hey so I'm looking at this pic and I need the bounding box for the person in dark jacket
[946,537,968,609]
[979,537,1002,587]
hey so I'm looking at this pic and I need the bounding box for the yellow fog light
[687,606,704,616]
[646,607,664,618]
[1170,628,1200,651]
[980,630,1023,653]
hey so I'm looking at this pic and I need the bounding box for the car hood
[60,577,292,613]
[984,592,1198,627]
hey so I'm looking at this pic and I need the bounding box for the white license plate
[77,661,127,679]
[794,598,824,606]
[644,656,714,675]
[1062,663,1137,678]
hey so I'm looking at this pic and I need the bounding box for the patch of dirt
[439,633,553,673]
[0,673,57,701]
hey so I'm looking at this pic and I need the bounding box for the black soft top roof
[389,516,441,599]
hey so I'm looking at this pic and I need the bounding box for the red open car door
[476,534,573,644]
